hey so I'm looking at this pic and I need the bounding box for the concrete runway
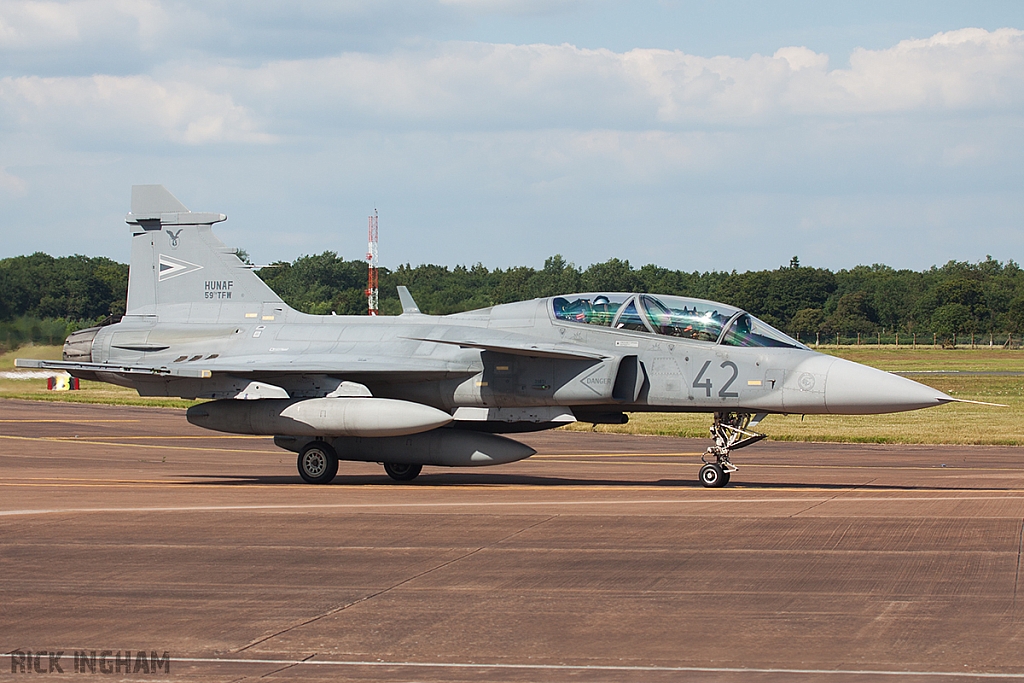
[2,398,1024,681]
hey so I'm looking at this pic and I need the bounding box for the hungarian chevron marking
[158,254,203,281]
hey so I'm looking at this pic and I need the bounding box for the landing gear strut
[700,412,766,488]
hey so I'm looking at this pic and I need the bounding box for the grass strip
[3,345,1023,444]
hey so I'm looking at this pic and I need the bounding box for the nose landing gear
[699,462,731,487]
[700,412,766,487]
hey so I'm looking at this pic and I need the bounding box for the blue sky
[1,1,1023,273]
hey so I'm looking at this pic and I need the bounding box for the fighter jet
[18,186,966,487]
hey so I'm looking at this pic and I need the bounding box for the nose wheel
[700,412,766,487]
[699,462,730,488]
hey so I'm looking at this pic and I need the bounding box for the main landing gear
[383,462,422,482]
[700,412,766,488]
[294,440,425,484]
[298,441,339,485]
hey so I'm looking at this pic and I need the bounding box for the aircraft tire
[699,463,726,488]
[722,471,730,486]
[383,462,422,482]
[298,441,338,484]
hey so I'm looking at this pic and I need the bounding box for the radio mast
[366,210,379,316]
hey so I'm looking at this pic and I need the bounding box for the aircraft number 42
[693,360,740,398]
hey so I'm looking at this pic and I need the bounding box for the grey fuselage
[19,185,954,479]
[71,293,942,425]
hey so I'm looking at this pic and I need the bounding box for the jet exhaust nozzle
[187,397,453,437]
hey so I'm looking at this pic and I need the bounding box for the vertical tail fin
[125,185,285,321]
[397,286,422,315]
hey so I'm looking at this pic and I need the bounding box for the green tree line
[258,253,1024,342]
[4,251,1024,349]
[0,253,129,351]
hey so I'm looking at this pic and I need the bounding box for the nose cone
[825,357,952,415]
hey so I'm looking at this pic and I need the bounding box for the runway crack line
[234,515,558,653]
[789,478,876,517]
[257,652,317,679]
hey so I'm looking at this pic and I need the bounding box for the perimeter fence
[794,331,1022,349]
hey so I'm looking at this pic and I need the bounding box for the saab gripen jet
[19,186,965,487]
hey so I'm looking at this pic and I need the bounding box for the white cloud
[4,19,1022,139]
[0,0,170,51]
[168,27,1024,133]
[0,0,558,71]
[1,22,1022,272]
[0,167,27,195]
[622,27,1024,119]
[826,28,1024,113]
[0,1,83,50]
[0,74,273,144]
[437,0,578,14]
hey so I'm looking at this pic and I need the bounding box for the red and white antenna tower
[366,210,379,316]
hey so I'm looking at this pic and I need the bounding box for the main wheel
[699,463,726,488]
[297,441,338,484]
[383,462,422,482]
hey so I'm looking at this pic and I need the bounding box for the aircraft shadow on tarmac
[181,473,1014,491]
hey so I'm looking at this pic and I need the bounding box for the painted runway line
[1,654,1017,679]
[3,433,1022,472]
[4,494,1024,516]
[0,419,140,423]
[0,434,280,455]
[43,434,268,439]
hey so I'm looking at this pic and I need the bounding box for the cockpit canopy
[551,293,807,349]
